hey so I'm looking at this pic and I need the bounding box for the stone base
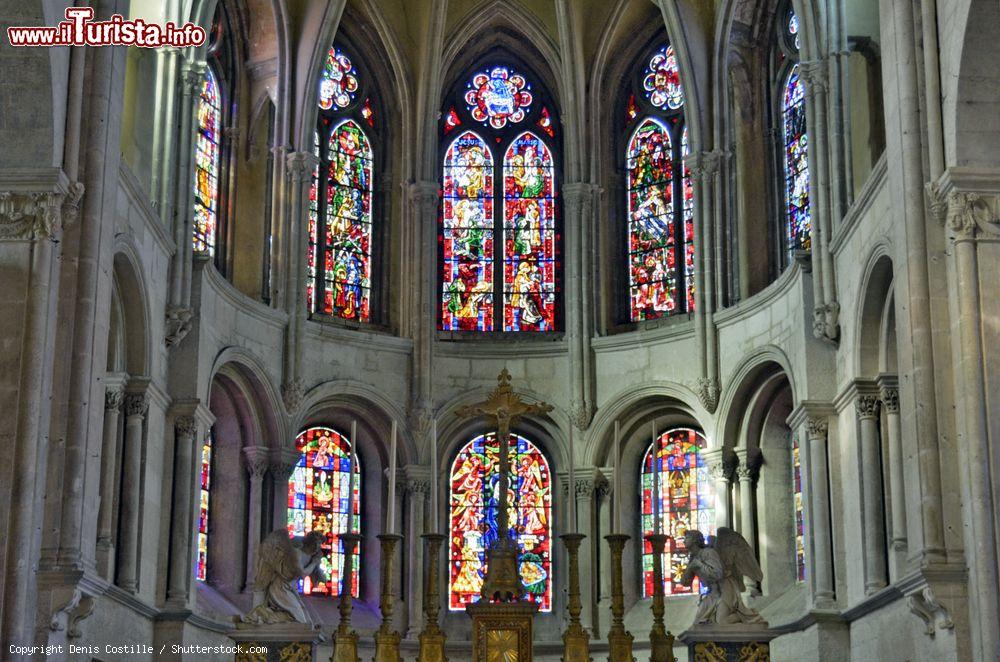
[467,601,539,662]
[229,622,323,661]
[678,624,777,661]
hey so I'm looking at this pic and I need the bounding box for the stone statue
[680,528,766,626]
[239,530,326,627]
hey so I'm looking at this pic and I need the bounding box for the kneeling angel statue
[680,528,766,626]
[239,530,327,627]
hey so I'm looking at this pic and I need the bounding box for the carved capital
[408,405,434,441]
[562,182,596,218]
[105,386,125,411]
[281,379,304,413]
[945,190,1000,241]
[406,478,430,496]
[243,446,271,479]
[175,415,198,439]
[408,181,439,217]
[690,151,722,181]
[812,306,827,340]
[285,151,318,183]
[736,465,754,482]
[575,478,596,499]
[180,61,206,96]
[695,378,720,414]
[855,394,880,420]
[805,417,828,440]
[164,306,193,347]
[61,181,85,228]
[799,59,828,93]
[124,392,149,418]
[880,386,899,414]
[270,449,300,481]
[594,474,610,499]
[0,191,65,240]
[925,181,948,225]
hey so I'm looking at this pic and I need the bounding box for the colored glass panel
[536,107,555,138]
[441,131,495,331]
[307,131,320,312]
[449,433,552,611]
[783,65,810,252]
[193,68,221,254]
[641,428,714,597]
[464,67,533,129]
[789,12,801,50]
[627,119,676,320]
[682,127,695,312]
[502,132,557,331]
[444,106,462,135]
[361,98,375,128]
[643,45,684,110]
[196,433,212,581]
[793,437,805,581]
[287,426,360,596]
[321,120,373,322]
[318,47,359,110]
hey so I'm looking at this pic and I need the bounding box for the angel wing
[252,530,301,590]
[712,527,763,592]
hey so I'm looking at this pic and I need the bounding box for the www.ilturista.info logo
[7,7,206,48]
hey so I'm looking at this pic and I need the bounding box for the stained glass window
[442,131,495,331]
[196,432,212,581]
[465,67,533,129]
[625,42,693,323]
[193,67,221,254]
[782,64,810,252]
[793,437,805,581]
[287,426,360,597]
[449,433,552,612]
[641,428,714,597]
[503,133,557,331]
[310,45,376,322]
[643,45,685,110]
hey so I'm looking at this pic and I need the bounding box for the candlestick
[652,421,660,535]
[645,532,674,662]
[418,533,447,662]
[605,533,634,662]
[374,533,403,662]
[333,532,362,662]
[387,420,397,534]
[560,532,590,661]
[430,418,439,534]
[613,420,621,534]
[348,420,359,535]
[568,425,577,533]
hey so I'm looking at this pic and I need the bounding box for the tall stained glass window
[775,5,810,255]
[449,433,552,611]
[641,428,714,597]
[625,43,694,322]
[793,437,805,581]
[309,45,376,322]
[440,64,560,332]
[196,432,213,581]
[193,68,222,254]
[287,426,360,597]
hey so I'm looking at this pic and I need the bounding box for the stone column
[877,378,907,566]
[96,384,125,578]
[243,446,270,590]
[734,449,757,554]
[805,418,835,607]
[856,393,887,594]
[403,470,429,638]
[167,415,199,606]
[116,389,149,592]
[269,448,300,535]
[704,449,732,529]
[563,184,597,425]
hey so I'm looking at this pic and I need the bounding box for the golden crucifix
[457,369,553,603]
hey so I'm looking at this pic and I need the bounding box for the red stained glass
[641,428,714,597]
[783,64,810,252]
[318,47,359,110]
[287,427,360,597]
[444,106,462,135]
[441,131,495,331]
[643,45,684,110]
[196,433,212,581]
[193,68,221,254]
[502,132,557,331]
[536,106,555,138]
[464,67,533,129]
[449,434,551,612]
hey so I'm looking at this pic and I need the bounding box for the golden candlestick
[332,532,362,662]
[374,533,403,662]
[645,533,676,662]
[560,532,591,661]
[605,533,635,662]
[418,532,447,662]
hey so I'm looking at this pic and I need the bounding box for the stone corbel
[570,401,594,430]
[164,305,193,347]
[281,378,304,413]
[695,377,721,414]
[49,588,95,639]
[908,587,954,637]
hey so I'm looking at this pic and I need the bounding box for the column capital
[285,152,318,183]
[175,415,198,439]
[0,190,70,241]
[180,61,207,95]
[805,417,828,440]
[855,394,880,420]
[269,448,301,480]
[733,447,760,481]
[243,446,271,478]
[105,385,125,411]
[702,448,733,482]
[406,180,439,216]
[123,392,149,419]
[798,59,829,93]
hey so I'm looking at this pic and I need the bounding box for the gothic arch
[854,250,894,377]
[206,346,286,442]
[110,246,151,377]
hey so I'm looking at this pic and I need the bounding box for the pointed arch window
[774,5,811,256]
[641,428,714,597]
[193,67,222,254]
[309,45,378,322]
[624,43,694,322]
[287,426,360,597]
[449,433,552,611]
[440,63,561,332]
[196,431,213,581]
